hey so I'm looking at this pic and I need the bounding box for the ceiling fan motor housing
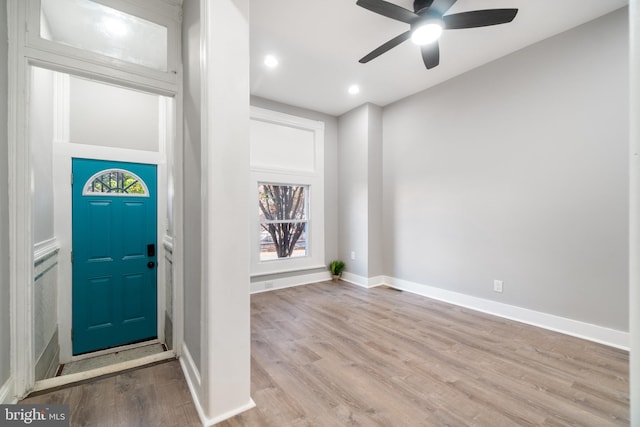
[413,0,434,13]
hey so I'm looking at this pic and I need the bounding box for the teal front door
[72,158,158,355]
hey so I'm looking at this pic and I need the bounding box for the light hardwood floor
[22,360,201,426]
[23,281,629,426]
[218,281,629,426]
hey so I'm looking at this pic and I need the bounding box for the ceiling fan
[357,0,518,69]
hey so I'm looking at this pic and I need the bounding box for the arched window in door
[82,169,150,197]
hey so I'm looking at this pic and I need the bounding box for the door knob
[147,261,155,269]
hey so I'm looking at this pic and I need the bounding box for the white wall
[0,0,11,388]
[382,8,629,331]
[202,0,251,421]
[30,67,55,243]
[69,76,160,152]
[181,0,202,373]
[181,0,252,424]
[29,67,58,376]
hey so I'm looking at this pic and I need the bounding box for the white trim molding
[251,270,331,294]
[33,238,59,265]
[205,400,256,427]
[0,377,16,404]
[385,276,629,350]
[179,344,204,423]
[341,272,385,289]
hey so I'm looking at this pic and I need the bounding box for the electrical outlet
[351,251,356,260]
[493,280,503,293]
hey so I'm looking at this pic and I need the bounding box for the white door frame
[7,0,184,398]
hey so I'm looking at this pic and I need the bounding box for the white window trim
[250,107,325,276]
[25,0,180,86]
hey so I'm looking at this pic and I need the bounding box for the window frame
[250,107,325,276]
[258,182,309,262]
[26,0,180,87]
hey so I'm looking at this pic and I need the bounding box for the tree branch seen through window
[258,184,307,259]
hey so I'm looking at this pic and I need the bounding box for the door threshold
[70,338,161,362]
[30,350,176,394]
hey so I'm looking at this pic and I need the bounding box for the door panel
[72,158,157,355]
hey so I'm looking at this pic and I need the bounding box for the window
[27,0,181,84]
[40,0,169,72]
[250,107,325,276]
[83,169,149,196]
[258,184,308,261]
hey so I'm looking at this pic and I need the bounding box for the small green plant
[329,260,346,276]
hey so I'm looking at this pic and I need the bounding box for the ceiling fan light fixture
[410,21,443,46]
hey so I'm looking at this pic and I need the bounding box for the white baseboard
[204,399,256,426]
[341,272,385,289]
[0,377,16,404]
[385,276,629,350]
[251,270,331,294]
[180,343,256,426]
[179,343,205,426]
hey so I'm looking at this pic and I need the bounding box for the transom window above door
[82,169,150,197]
[40,0,168,71]
[28,0,181,85]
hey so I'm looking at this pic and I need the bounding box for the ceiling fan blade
[443,9,518,29]
[421,41,439,69]
[356,0,419,24]
[427,0,457,15]
[359,31,412,63]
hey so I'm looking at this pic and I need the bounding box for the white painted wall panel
[69,76,159,152]
[30,67,55,243]
[0,0,11,387]
[250,120,315,172]
[181,0,202,373]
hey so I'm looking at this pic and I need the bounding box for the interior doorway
[29,65,176,381]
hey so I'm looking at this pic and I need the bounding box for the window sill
[250,264,328,278]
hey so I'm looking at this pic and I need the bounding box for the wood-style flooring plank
[21,360,201,427]
[218,281,629,426]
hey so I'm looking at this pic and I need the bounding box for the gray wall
[367,104,383,278]
[250,96,339,268]
[0,0,10,387]
[339,105,369,277]
[382,8,629,331]
[338,103,384,279]
[181,0,202,371]
[630,1,639,421]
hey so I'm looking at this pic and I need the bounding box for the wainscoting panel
[33,239,60,380]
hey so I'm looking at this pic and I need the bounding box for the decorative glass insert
[40,0,169,71]
[258,184,308,261]
[83,169,149,197]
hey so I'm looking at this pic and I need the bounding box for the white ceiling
[251,0,628,116]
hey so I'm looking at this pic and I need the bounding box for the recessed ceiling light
[411,21,443,46]
[348,85,360,95]
[264,55,279,68]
